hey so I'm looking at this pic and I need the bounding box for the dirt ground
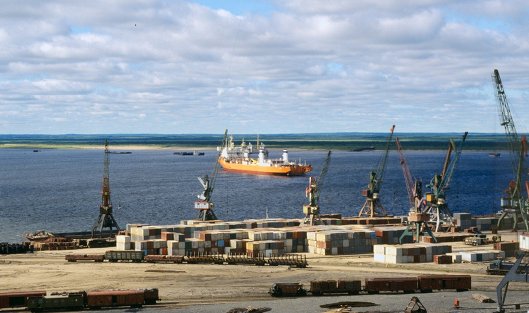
[1,240,528,312]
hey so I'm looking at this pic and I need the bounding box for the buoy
[453,297,460,309]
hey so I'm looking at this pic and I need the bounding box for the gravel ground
[158,290,528,313]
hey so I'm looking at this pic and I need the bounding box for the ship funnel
[258,149,265,164]
[282,149,289,163]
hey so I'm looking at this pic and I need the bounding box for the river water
[0,149,512,242]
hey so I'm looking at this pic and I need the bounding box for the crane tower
[357,125,395,218]
[492,69,529,231]
[303,151,332,226]
[194,130,228,221]
[92,140,120,238]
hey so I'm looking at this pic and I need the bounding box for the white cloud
[0,0,528,133]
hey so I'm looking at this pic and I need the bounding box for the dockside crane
[194,130,228,221]
[92,140,120,238]
[424,132,468,232]
[358,125,395,218]
[303,151,332,226]
[396,137,436,244]
[492,69,529,231]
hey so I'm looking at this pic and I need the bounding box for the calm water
[0,149,512,242]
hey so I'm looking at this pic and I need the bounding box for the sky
[1,0,529,134]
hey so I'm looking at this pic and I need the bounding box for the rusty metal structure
[358,125,395,218]
[303,151,331,226]
[396,137,436,244]
[92,140,120,238]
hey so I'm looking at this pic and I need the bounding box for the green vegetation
[0,133,514,150]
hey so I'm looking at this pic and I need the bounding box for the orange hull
[219,158,312,176]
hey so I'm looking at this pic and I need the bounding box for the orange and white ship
[218,135,312,176]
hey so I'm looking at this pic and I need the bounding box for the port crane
[395,137,436,244]
[303,151,332,226]
[92,140,120,238]
[358,125,395,218]
[492,69,529,231]
[424,132,468,232]
[195,130,228,221]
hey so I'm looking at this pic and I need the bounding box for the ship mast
[92,140,120,238]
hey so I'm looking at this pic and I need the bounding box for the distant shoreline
[0,143,507,151]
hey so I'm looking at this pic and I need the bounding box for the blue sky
[1,0,529,134]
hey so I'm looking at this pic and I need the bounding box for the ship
[217,135,312,176]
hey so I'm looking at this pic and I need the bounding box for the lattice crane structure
[396,137,435,244]
[92,140,120,238]
[358,125,395,218]
[194,130,228,221]
[424,132,468,232]
[492,69,529,231]
[303,151,332,226]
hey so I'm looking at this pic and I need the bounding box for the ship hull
[219,158,311,176]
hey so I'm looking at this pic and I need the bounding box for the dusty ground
[1,239,527,313]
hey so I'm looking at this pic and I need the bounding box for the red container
[434,255,452,264]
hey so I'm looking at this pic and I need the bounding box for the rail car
[65,251,308,267]
[270,275,471,297]
[0,291,46,309]
[309,280,361,295]
[4,289,158,312]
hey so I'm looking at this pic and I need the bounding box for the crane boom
[395,137,415,208]
[375,125,396,189]
[440,132,468,192]
[316,151,332,199]
[208,129,228,198]
[493,69,519,174]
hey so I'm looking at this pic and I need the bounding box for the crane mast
[358,125,395,218]
[92,140,120,238]
[492,69,529,231]
[303,150,332,226]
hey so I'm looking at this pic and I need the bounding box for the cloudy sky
[1,0,529,134]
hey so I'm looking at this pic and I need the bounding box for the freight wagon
[365,277,418,294]
[0,291,46,309]
[269,275,471,297]
[104,250,144,262]
[417,275,471,292]
[27,292,85,312]
[65,251,307,267]
[23,289,159,312]
[269,283,307,297]
[309,280,361,295]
